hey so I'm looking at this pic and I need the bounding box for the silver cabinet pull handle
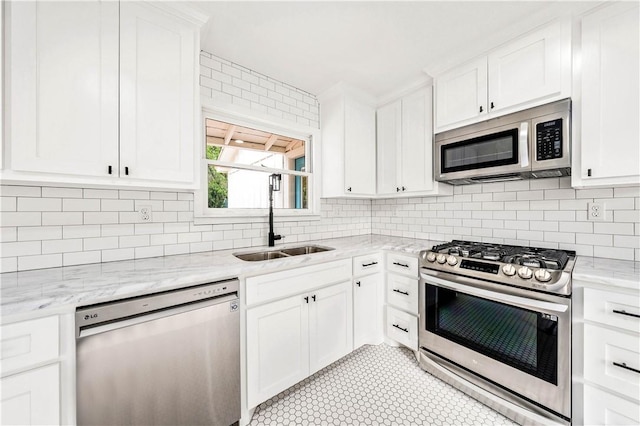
[613,309,640,319]
[392,324,408,333]
[613,362,640,374]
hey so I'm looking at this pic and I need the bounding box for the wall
[372,178,640,261]
[0,51,370,273]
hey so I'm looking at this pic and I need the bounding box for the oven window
[426,285,557,385]
[441,129,519,173]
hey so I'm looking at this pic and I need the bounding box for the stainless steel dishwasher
[76,279,240,426]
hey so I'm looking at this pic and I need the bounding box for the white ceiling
[192,1,598,99]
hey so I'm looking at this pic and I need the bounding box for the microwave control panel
[536,119,563,161]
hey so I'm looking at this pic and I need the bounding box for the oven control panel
[460,259,499,274]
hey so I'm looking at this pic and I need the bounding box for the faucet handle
[274,235,284,241]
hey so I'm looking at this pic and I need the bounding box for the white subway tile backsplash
[102,248,134,262]
[119,235,150,248]
[64,251,101,266]
[84,237,119,251]
[614,210,640,223]
[84,189,118,199]
[164,244,190,256]
[1,241,41,257]
[0,257,17,273]
[135,245,164,259]
[18,226,62,241]
[1,186,41,197]
[543,189,575,200]
[42,239,82,254]
[63,225,101,239]
[150,191,178,201]
[1,197,16,211]
[41,187,83,198]
[42,212,82,226]
[101,199,134,211]
[119,190,150,200]
[594,245,634,261]
[18,197,61,212]
[1,227,17,243]
[84,212,118,225]
[63,198,100,211]
[576,188,614,199]
[18,253,62,270]
[594,222,634,235]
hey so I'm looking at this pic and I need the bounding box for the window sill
[193,212,321,225]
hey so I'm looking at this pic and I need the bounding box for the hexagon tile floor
[249,344,518,425]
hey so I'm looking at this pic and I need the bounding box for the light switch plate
[587,202,606,221]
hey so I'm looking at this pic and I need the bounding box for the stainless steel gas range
[418,240,575,426]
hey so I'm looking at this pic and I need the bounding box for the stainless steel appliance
[418,241,575,425]
[76,279,240,426]
[435,99,571,184]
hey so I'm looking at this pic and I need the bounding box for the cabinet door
[120,3,196,183]
[584,384,640,426]
[488,21,569,114]
[1,364,60,425]
[353,274,384,349]
[344,99,376,195]
[8,1,119,177]
[579,3,640,185]
[309,281,353,374]
[376,100,402,195]
[434,57,487,131]
[401,88,434,193]
[246,295,309,408]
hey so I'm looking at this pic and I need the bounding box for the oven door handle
[422,273,568,313]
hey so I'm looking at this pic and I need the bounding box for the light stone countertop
[573,256,640,291]
[0,234,441,319]
[3,234,639,320]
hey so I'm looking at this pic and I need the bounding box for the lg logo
[84,313,98,321]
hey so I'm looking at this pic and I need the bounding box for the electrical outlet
[587,202,606,221]
[139,206,153,222]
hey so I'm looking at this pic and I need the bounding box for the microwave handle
[519,122,529,167]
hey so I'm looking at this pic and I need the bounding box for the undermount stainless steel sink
[233,245,334,262]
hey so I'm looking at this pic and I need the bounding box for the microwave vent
[531,168,571,179]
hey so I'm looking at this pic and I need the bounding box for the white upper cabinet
[376,87,444,197]
[488,21,569,114]
[573,2,640,187]
[434,20,571,133]
[376,100,401,195]
[320,83,376,197]
[434,57,488,130]
[119,3,196,183]
[4,1,203,188]
[7,1,119,177]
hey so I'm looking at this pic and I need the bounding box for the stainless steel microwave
[434,99,571,185]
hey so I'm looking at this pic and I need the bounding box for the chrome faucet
[268,173,283,247]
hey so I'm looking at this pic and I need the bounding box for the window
[198,112,317,219]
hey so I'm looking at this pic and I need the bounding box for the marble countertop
[573,256,640,291]
[3,234,639,320]
[0,235,440,319]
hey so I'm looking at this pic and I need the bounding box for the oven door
[434,121,530,183]
[419,269,570,420]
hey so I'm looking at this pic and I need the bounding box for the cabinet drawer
[386,274,418,314]
[584,384,640,426]
[386,306,417,351]
[386,253,418,277]
[0,363,60,426]
[353,253,383,276]
[584,324,640,401]
[1,316,59,375]
[246,259,352,306]
[584,288,640,333]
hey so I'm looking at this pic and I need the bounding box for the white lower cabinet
[385,306,417,351]
[353,274,384,349]
[246,280,352,408]
[574,283,640,425]
[0,315,62,425]
[384,252,419,351]
[1,364,60,426]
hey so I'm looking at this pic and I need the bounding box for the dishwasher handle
[76,278,238,338]
[78,293,238,339]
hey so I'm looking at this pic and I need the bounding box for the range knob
[502,264,517,276]
[426,252,437,262]
[446,255,458,266]
[534,269,552,282]
[436,254,447,264]
[518,266,533,279]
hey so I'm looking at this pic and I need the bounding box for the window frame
[194,102,321,223]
